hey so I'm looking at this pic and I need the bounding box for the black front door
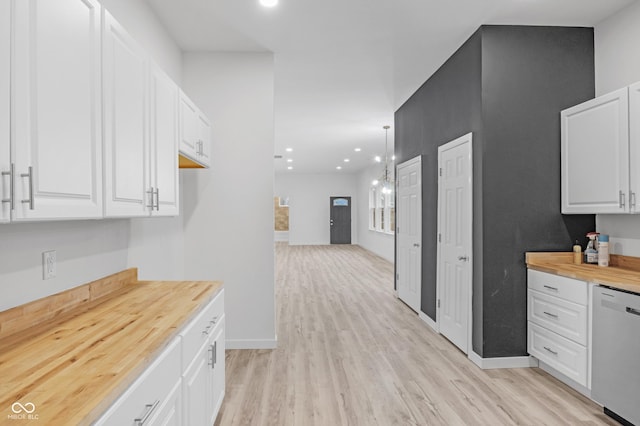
[330,196,351,244]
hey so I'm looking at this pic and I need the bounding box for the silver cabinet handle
[543,311,558,319]
[1,163,14,209]
[620,190,626,209]
[626,307,640,317]
[543,346,558,356]
[543,285,558,292]
[208,341,217,368]
[20,166,34,210]
[154,188,159,211]
[631,191,637,210]
[210,316,218,325]
[134,400,159,426]
[146,187,154,210]
[413,243,420,248]
[457,256,469,261]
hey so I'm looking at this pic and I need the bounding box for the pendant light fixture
[372,125,394,194]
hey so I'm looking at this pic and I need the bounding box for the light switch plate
[43,250,56,280]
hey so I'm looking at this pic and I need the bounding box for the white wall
[181,53,276,349]
[595,1,640,255]
[275,173,358,245]
[0,0,180,311]
[356,164,394,262]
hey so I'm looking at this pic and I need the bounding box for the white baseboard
[419,311,438,332]
[226,338,278,350]
[469,351,539,369]
[539,361,591,399]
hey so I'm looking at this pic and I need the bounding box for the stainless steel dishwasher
[592,285,640,426]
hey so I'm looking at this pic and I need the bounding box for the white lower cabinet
[95,290,225,425]
[181,290,225,425]
[527,270,591,389]
[94,337,181,426]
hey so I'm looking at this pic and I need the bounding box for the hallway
[216,244,613,425]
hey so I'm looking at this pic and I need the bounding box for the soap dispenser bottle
[584,232,599,264]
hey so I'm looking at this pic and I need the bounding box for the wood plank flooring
[215,244,615,426]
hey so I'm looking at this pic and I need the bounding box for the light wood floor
[215,244,615,426]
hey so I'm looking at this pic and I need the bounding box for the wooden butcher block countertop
[526,252,640,294]
[0,268,222,426]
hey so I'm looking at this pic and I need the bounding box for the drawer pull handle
[134,400,159,425]
[203,324,212,335]
[21,166,34,210]
[208,342,217,368]
[1,163,14,209]
[626,307,640,317]
[543,285,558,291]
[543,311,558,319]
[543,346,558,356]
[210,316,219,325]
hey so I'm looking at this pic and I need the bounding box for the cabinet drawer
[528,269,587,305]
[528,289,588,345]
[95,337,181,426]
[528,322,587,387]
[180,289,224,371]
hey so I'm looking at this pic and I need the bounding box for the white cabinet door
[149,64,179,217]
[179,93,199,161]
[197,112,212,168]
[103,10,148,218]
[150,379,182,426]
[629,81,640,213]
[209,319,225,425]
[0,0,10,223]
[182,340,209,426]
[12,0,103,221]
[561,88,630,214]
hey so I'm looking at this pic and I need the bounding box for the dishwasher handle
[626,307,640,317]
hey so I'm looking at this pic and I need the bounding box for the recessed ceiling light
[344,158,350,163]
[354,148,361,152]
[374,156,382,163]
[285,147,293,152]
[336,166,342,170]
[287,166,293,170]
[287,158,293,163]
[259,0,278,7]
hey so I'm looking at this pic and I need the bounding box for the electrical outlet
[43,250,56,280]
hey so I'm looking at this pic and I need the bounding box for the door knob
[458,256,469,262]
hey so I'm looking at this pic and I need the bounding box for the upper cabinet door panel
[0,0,10,223]
[197,113,211,168]
[561,88,629,214]
[12,0,103,220]
[629,81,640,213]
[103,11,148,217]
[179,93,198,161]
[149,63,179,216]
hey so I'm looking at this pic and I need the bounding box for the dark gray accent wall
[395,25,596,358]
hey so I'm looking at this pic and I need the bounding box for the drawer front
[528,289,588,345]
[528,322,587,387]
[528,269,587,305]
[180,289,224,371]
[95,337,181,425]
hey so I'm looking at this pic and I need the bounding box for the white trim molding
[419,311,438,332]
[226,338,278,350]
[469,351,539,369]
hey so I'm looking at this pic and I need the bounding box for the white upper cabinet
[179,91,210,169]
[197,112,212,168]
[149,63,179,216]
[561,88,630,214]
[103,11,148,218]
[12,0,103,221]
[0,0,10,223]
[629,81,640,212]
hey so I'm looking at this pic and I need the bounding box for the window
[368,185,394,235]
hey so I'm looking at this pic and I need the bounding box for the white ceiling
[146,0,635,175]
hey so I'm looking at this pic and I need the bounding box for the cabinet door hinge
[438,299,441,308]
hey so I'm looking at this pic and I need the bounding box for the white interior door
[396,156,421,313]
[437,133,472,354]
